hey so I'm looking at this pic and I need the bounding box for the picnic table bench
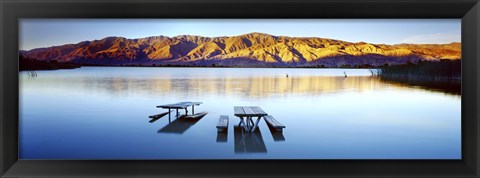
[263,115,285,132]
[217,115,229,132]
[148,111,172,123]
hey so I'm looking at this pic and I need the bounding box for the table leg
[185,108,188,115]
[250,116,262,132]
[192,105,195,114]
[248,117,255,132]
[168,109,171,118]
[176,109,179,117]
[239,117,248,131]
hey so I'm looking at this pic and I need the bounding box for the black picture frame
[1,0,479,177]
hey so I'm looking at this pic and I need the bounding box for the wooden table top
[157,102,203,109]
[234,106,268,117]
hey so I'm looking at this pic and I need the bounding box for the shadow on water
[379,60,461,95]
[216,131,228,143]
[157,115,203,134]
[216,119,286,149]
[234,126,267,154]
[380,77,461,95]
[267,126,286,142]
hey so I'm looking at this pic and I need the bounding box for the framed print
[1,0,479,177]
[17,18,463,160]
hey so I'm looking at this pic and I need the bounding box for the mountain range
[20,33,461,67]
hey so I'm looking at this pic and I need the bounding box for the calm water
[19,67,461,159]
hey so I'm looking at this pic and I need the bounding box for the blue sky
[19,19,461,50]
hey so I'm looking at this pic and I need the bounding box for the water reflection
[234,126,267,154]
[21,67,459,97]
[267,126,286,142]
[216,132,228,143]
[19,67,461,159]
[157,116,203,134]
[380,77,461,95]
[27,75,388,98]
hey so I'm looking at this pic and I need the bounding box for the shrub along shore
[19,55,81,71]
[380,60,461,81]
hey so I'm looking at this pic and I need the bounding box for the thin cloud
[400,32,461,44]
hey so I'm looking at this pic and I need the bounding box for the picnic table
[157,102,203,117]
[234,106,268,132]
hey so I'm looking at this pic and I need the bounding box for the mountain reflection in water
[28,74,459,98]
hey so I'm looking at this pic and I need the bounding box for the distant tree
[406,60,415,66]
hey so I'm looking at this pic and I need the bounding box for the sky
[19,19,461,51]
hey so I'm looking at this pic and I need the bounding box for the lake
[19,67,461,159]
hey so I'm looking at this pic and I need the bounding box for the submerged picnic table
[234,106,268,132]
[157,102,203,117]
